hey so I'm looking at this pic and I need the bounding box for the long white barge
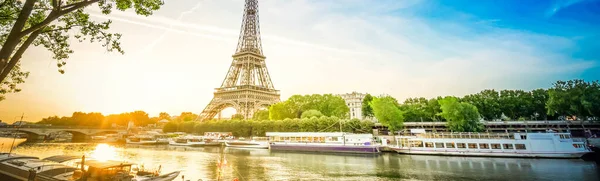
[391,130,591,159]
[266,132,380,154]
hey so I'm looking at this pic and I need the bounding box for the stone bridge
[0,126,126,141]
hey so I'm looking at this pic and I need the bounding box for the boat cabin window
[456,143,466,149]
[479,143,489,149]
[520,135,527,140]
[502,144,514,150]
[411,141,423,147]
[435,143,444,148]
[425,142,434,148]
[491,144,501,149]
[327,137,339,142]
[445,143,455,148]
[573,144,584,148]
[515,144,526,150]
[468,143,477,149]
[559,135,571,139]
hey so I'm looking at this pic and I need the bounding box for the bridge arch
[12,130,43,140]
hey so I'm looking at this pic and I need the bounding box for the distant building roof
[159,119,169,123]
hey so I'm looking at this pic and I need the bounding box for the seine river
[3,140,599,181]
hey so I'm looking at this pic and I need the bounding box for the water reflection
[90,144,118,162]
[10,143,600,181]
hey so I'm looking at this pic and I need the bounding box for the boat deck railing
[395,132,571,140]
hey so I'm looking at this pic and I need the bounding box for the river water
[4,140,599,181]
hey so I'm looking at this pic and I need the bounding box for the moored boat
[0,153,76,181]
[203,132,234,143]
[169,136,220,147]
[127,134,170,145]
[266,132,380,154]
[225,137,269,149]
[127,136,158,145]
[43,155,180,181]
[391,129,592,159]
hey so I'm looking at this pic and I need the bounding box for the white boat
[203,132,235,143]
[169,136,220,147]
[391,129,592,159]
[50,156,179,181]
[0,154,180,181]
[225,137,269,149]
[127,136,156,145]
[266,132,381,154]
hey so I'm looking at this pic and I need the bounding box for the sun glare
[90,144,118,162]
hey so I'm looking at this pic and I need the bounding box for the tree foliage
[174,112,197,122]
[370,95,404,133]
[361,93,374,118]
[547,79,600,120]
[437,96,484,132]
[268,94,349,120]
[231,113,244,120]
[37,110,155,128]
[0,0,164,101]
[163,116,375,137]
[158,112,171,120]
[252,109,269,120]
[300,109,323,119]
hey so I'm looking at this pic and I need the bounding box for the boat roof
[0,153,38,162]
[80,160,135,169]
[266,132,346,137]
[43,155,82,163]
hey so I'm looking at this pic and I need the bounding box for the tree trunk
[0,30,42,82]
[0,0,36,76]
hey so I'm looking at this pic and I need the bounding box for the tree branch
[18,0,100,38]
[0,29,42,83]
[0,0,36,74]
[41,24,83,33]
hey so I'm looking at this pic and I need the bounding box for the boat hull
[169,142,220,147]
[136,170,180,181]
[126,140,162,145]
[270,143,380,154]
[392,148,591,159]
[225,142,269,149]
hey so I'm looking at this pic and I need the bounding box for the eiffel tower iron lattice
[197,0,280,121]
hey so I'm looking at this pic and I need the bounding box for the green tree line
[361,79,599,133]
[268,94,349,120]
[36,111,195,128]
[163,116,375,137]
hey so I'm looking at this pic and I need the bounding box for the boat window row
[412,133,520,140]
[420,141,527,150]
[573,144,585,148]
[559,134,571,139]
[270,136,337,143]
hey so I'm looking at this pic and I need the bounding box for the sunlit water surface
[8,141,599,181]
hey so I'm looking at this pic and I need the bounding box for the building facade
[339,92,366,120]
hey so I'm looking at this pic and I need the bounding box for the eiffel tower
[198,0,280,121]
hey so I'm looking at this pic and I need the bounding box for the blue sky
[413,0,600,79]
[1,0,599,122]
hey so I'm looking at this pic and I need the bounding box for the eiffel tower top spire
[235,0,263,56]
